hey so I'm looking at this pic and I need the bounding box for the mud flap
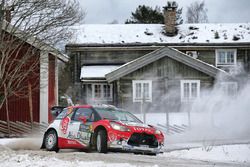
[40,134,46,149]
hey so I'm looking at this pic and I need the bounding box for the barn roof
[105,47,228,82]
[68,23,250,46]
[1,20,68,62]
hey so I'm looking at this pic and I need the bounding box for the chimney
[5,9,11,22]
[163,2,177,36]
[4,6,14,23]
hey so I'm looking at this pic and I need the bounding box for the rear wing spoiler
[51,106,66,117]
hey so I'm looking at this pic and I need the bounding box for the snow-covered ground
[0,138,250,167]
[162,144,250,163]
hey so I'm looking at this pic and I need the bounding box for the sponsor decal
[61,116,70,134]
[67,107,73,114]
[133,127,153,133]
[133,127,145,131]
[67,140,77,145]
[79,123,89,132]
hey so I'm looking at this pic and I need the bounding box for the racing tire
[96,130,108,153]
[45,129,59,152]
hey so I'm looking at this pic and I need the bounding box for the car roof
[67,105,93,109]
[67,104,119,109]
[66,104,126,112]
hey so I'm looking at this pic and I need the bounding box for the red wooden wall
[0,45,40,122]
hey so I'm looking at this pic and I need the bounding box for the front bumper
[109,140,163,153]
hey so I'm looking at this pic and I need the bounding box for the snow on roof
[69,23,250,45]
[80,65,120,79]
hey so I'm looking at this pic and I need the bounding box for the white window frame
[215,49,237,67]
[91,83,113,101]
[132,80,152,102]
[219,82,238,96]
[180,80,200,102]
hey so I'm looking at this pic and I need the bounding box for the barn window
[181,80,200,102]
[132,80,152,102]
[215,49,237,67]
[91,83,113,101]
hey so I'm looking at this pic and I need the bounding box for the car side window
[56,108,68,120]
[72,108,93,121]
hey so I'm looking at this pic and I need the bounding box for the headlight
[155,129,162,135]
[110,122,130,132]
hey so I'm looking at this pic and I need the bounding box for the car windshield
[94,107,142,123]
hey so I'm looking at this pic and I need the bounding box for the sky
[79,0,250,24]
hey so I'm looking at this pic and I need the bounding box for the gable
[105,47,228,82]
[125,56,212,80]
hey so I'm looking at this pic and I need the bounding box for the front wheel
[45,130,59,152]
[96,130,107,153]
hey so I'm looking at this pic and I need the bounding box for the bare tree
[0,0,84,119]
[186,0,208,23]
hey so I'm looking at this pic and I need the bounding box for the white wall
[39,51,49,123]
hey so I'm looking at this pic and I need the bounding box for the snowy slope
[162,144,250,163]
[69,23,250,44]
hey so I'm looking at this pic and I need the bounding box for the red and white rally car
[41,105,164,154]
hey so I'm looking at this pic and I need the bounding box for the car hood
[119,121,156,134]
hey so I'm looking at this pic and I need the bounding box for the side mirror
[78,116,88,124]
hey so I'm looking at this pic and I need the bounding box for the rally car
[41,105,164,154]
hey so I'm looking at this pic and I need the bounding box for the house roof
[80,65,120,80]
[105,47,228,82]
[1,20,68,62]
[69,23,250,46]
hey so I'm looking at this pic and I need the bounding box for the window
[72,108,93,121]
[216,49,237,67]
[132,80,152,102]
[92,83,113,101]
[219,82,238,96]
[55,108,68,120]
[181,80,200,102]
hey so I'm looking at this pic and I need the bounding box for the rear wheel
[96,130,107,153]
[45,130,59,152]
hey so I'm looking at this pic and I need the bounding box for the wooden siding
[67,45,250,110]
[180,48,250,72]
[116,56,214,113]
[0,46,40,122]
[69,49,153,83]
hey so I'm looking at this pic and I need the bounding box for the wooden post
[166,107,169,133]
[28,82,33,131]
[117,80,121,108]
[4,84,10,136]
[140,88,146,123]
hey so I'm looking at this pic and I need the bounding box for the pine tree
[125,5,163,24]
[125,2,183,25]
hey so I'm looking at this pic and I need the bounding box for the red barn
[0,21,68,124]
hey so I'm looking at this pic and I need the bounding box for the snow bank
[162,144,250,163]
[0,151,157,167]
[0,137,43,150]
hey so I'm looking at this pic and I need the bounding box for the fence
[0,120,48,137]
